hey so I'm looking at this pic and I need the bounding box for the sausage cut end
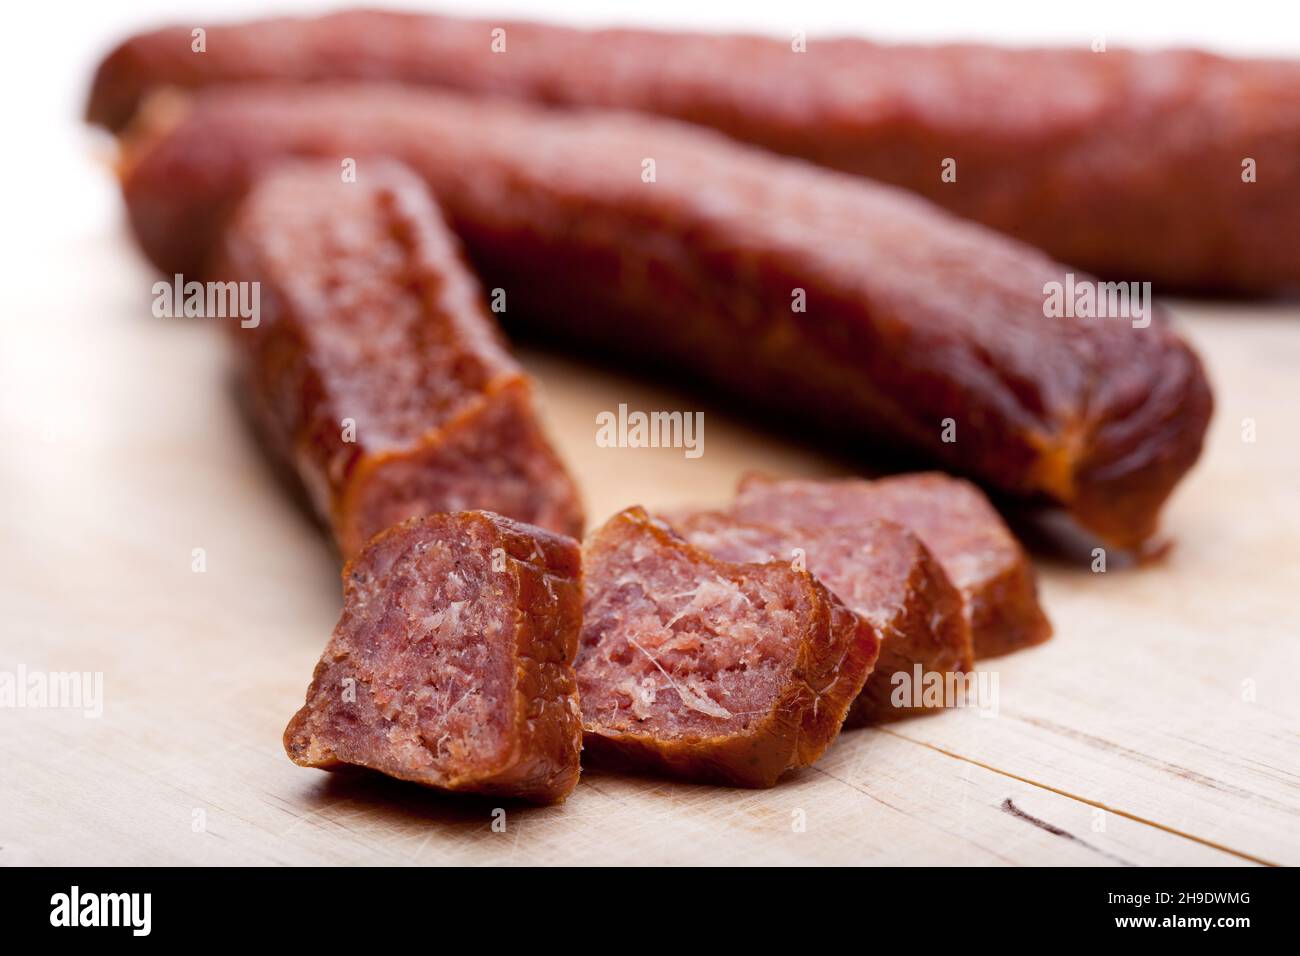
[284,511,584,804]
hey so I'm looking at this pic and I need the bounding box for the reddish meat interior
[670,511,919,632]
[578,515,809,739]
[733,475,1007,592]
[241,170,505,442]
[324,519,515,780]
[350,381,579,545]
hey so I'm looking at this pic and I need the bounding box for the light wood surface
[2,215,1297,866]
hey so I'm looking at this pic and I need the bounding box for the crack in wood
[805,763,1022,865]
[879,728,1277,867]
[1000,798,1136,866]
[1014,714,1299,814]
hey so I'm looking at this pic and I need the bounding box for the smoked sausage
[119,85,1213,550]
[89,10,1300,293]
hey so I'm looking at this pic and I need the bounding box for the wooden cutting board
[2,213,1297,866]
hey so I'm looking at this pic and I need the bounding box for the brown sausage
[578,507,879,787]
[117,85,1212,550]
[731,473,1052,658]
[284,510,584,804]
[663,510,971,724]
[211,159,583,558]
[88,11,1300,293]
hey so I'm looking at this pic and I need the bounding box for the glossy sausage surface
[90,10,1300,293]
[122,85,1213,549]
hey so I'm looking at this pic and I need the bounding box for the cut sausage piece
[283,510,584,804]
[88,11,1300,293]
[212,160,583,558]
[116,86,1212,550]
[665,510,971,724]
[578,507,879,787]
[732,473,1052,658]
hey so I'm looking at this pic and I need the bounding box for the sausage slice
[732,474,1052,658]
[665,510,972,723]
[577,507,879,787]
[284,511,584,804]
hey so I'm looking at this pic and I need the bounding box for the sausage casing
[89,10,1300,293]
[121,86,1213,549]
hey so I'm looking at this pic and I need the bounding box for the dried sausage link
[121,86,1212,549]
[89,10,1300,293]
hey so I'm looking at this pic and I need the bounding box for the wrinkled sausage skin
[664,510,972,724]
[577,508,880,787]
[732,474,1052,658]
[212,160,583,557]
[89,11,1300,293]
[284,511,584,804]
[119,86,1212,550]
